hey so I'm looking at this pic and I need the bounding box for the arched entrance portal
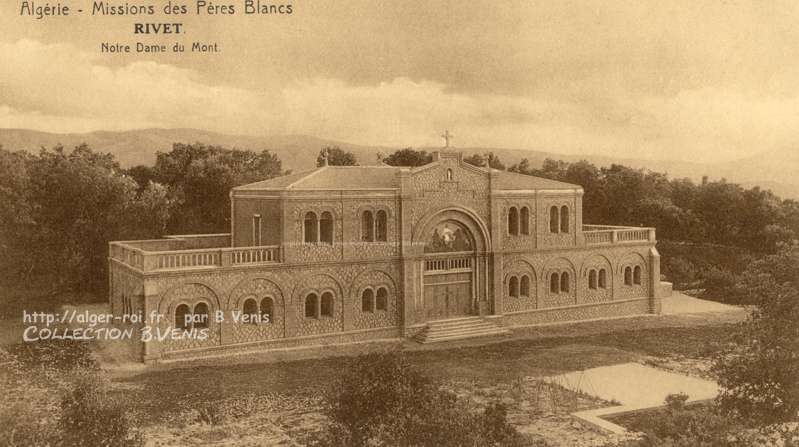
[421,217,485,319]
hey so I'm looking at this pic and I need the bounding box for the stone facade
[109,150,666,363]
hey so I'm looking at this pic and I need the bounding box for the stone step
[417,328,509,344]
[426,323,502,335]
[426,316,482,326]
[423,329,509,342]
[414,317,509,344]
[425,324,508,336]
[426,319,494,331]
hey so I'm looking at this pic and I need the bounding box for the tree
[153,143,284,234]
[508,158,534,175]
[316,146,357,166]
[462,153,485,167]
[382,148,433,167]
[0,148,34,279]
[22,145,176,292]
[124,164,157,192]
[463,152,505,170]
[714,242,799,424]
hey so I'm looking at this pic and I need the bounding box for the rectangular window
[252,214,262,246]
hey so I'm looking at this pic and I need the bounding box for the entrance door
[423,270,473,319]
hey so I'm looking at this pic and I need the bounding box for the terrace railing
[582,224,655,246]
[109,234,282,272]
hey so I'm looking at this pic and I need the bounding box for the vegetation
[311,352,530,447]
[382,147,434,167]
[4,140,796,300]
[714,242,799,424]
[145,142,284,234]
[317,146,358,166]
[612,243,799,446]
[506,157,799,301]
[0,145,173,293]
[1,341,142,447]
[463,152,506,170]
[0,143,284,294]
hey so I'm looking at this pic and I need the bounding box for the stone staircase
[414,316,510,344]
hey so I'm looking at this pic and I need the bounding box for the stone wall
[501,243,656,313]
[503,297,651,327]
[127,259,403,360]
[406,155,491,231]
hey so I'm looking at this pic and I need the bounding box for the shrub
[312,352,530,447]
[6,339,99,373]
[713,243,799,425]
[661,256,697,289]
[57,372,142,447]
[622,394,747,447]
[698,266,738,302]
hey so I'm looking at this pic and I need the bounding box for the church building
[109,147,670,363]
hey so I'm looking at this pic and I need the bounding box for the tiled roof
[234,161,580,191]
[234,166,401,190]
[494,170,579,190]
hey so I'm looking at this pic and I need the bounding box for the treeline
[2,143,797,302]
[0,143,284,293]
[504,157,799,299]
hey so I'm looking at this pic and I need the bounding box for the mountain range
[1,128,797,199]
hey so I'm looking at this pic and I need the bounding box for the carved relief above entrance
[414,208,490,321]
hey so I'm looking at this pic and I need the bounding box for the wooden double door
[423,271,473,319]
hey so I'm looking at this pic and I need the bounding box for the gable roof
[234,158,581,192]
[234,165,402,190]
[494,169,580,191]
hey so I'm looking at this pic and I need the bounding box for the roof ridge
[286,166,325,189]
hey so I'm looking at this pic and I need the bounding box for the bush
[57,372,142,447]
[661,256,698,289]
[713,243,799,425]
[699,266,738,302]
[312,352,531,447]
[0,343,141,447]
[620,394,750,447]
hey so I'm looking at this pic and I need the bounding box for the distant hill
[1,128,797,199]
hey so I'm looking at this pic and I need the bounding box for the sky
[1,0,799,163]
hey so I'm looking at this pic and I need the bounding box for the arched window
[175,303,190,330]
[508,207,519,236]
[304,212,318,243]
[560,272,570,293]
[446,168,453,180]
[376,210,388,242]
[260,297,273,324]
[550,206,559,233]
[321,292,334,317]
[361,210,374,242]
[319,211,333,244]
[550,273,560,294]
[509,276,519,297]
[560,206,569,233]
[361,289,374,312]
[624,267,633,285]
[634,266,642,285]
[589,270,597,290]
[376,287,388,311]
[193,302,209,329]
[520,275,531,297]
[305,293,318,318]
[520,207,530,235]
[243,298,258,324]
[599,269,607,289]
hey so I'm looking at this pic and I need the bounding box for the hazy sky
[2,0,798,162]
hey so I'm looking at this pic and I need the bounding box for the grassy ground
[116,318,740,426]
[2,287,745,446]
